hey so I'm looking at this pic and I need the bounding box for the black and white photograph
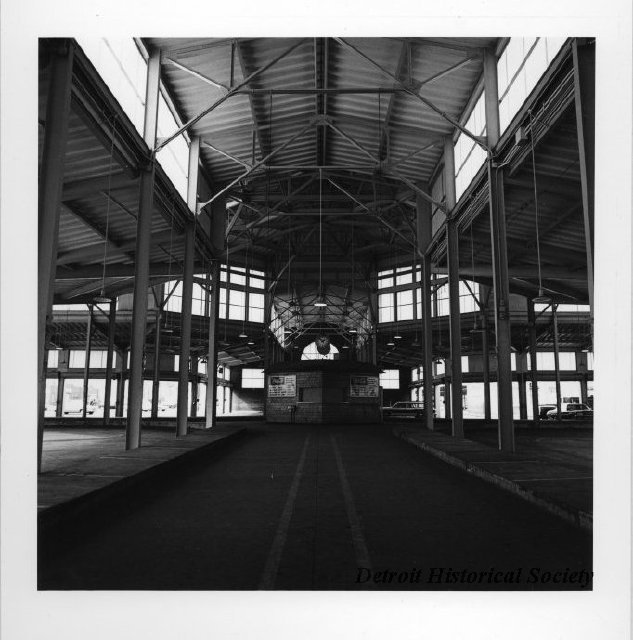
[1,1,631,639]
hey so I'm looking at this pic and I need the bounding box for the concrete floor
[39,421,592,591]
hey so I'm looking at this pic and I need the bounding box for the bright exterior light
[341,345,349,350]
[314,299,327,307]
[386,340,395,347]
[393,334,402,340]
[349,328,357,334]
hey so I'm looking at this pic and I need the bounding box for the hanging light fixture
[528,110,551,304]
[94,116,117,304]
[314,168,327,307]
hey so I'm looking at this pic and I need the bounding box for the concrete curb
[38,428,247,535]
[396,429,592,533]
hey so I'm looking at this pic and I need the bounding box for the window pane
[228,289,245,320]
[69,350,86,368]
[379,369,399,389]
[242,368,264,388]
[378,293,394,323]
[47,350,59,369]
[396,290,414,321]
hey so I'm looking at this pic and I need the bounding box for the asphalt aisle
[39,422,592,590]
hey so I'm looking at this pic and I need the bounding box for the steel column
[572,39,595,322]
[416,194,435,430]
[482,310,491,420]
[527,299,540,426]
[103,299,117,424]
[552,305,562,420]
[205,258,221,428]
[38,39,74,471]
[176,220,195,437]
[517,352,528,419]
[444,138,464,437]
[81,306,93,419]
[484,48,514,452]
[190,357,199,417]
[55,371,64,418]
[126,47,161,449]
[151,308,162,420]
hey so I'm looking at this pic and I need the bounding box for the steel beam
[126,47,161,450]
[156,39,306,152]
[335,38,488,152]
[38,39,74,472]
[484,48,514,452]
[444,138,463,438]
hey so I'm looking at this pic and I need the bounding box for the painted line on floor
[330,435,372,571]
[258,434,311,590]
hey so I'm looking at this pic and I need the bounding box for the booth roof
[264,360,383,375]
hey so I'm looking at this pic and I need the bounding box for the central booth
[265,360,383,424]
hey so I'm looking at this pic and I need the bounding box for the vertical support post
[190,357,199,417]
[577,351,589,403]
[484,47,514,452]
[416,193,434,430]
[81,306,93,419]
[527,299,540,426]
[572,39,595,323]
[115,349,126,417]
[55,369,64,418]
[444,138,463,438]
[103,298,117,424]
[38,39,74,471]
[205,258,221,428]
[552,304,562,420]
[263,286,272,419]
[127,47,161,449]
[517,352,528,419]
[481,308,491,420]
[369,266,378,366]
[176,135,200,435]
[444,362,452,420]
[151,307,162,419]
[176,221,195,437]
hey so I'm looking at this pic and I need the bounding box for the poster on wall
[268,374,296,397]
[350,375,379,398]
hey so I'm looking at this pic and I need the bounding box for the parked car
[538,405,556,419]
[383,401,427,419]
[545,403,593,420]
[63,399,95,416]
